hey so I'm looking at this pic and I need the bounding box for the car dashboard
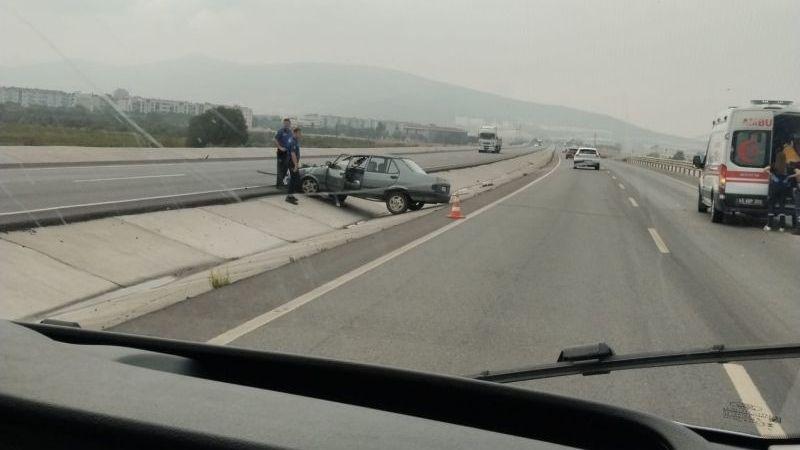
[1,321,796,450]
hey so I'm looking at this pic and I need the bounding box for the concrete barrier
[1,149,555,328]
[0,142,530,168]
[0,145,468,167]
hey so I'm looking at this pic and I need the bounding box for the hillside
[0,57,701,149]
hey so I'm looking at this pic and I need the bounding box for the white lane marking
[612,176,617,180]
[73,173,186,183]
[618,183,626,190]
[723,363,787,438]
[0,184,270,216]
[628,197,639,207]
[647,228,670,254]
[207,155,563,345]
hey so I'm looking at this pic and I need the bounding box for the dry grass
[208,269,231,289]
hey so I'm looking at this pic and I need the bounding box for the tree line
[0,102,248,147]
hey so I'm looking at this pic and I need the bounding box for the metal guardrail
[626,156,702,178]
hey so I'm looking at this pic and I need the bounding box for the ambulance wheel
[697,190,708,213]
[710,192,724,223]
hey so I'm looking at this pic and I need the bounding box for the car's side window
[387,160,400,174]
[367,157,389,173]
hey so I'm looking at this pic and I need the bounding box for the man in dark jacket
[285,127,302,205]
[273,118,293,187]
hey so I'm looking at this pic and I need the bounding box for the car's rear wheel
[594,165,600,171]
[301,177,319,195]
[386,191,409,214]
[710,191,724,223]
[409,201,424,211]
[697,189,708,213]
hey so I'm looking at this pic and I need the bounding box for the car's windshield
[2,0,799,441]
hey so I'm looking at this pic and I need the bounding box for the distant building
[0,86,74,108]
[111,88,253,129]
[296,113,379,130]
[399,123,469,144]
[0,85,254,129]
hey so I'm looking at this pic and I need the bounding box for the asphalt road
[0,145,534,214]
[112,155,800,438]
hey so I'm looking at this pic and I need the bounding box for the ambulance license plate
[736,198,762,206]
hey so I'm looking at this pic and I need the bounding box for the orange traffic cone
[448,195,464,219]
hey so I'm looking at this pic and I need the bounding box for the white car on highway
[572,147,600,170]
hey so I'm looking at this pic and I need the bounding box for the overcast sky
[2,0,799,138]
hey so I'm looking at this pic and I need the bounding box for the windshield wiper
[470,342,800,383]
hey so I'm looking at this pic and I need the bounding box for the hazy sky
[2,0,799,137]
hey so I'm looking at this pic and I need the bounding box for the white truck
[478,126,502,153]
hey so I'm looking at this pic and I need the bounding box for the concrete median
[0,143,537,231]
[0,149,554,329]
[0,144,482,168]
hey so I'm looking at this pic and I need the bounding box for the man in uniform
[273,118,293,187]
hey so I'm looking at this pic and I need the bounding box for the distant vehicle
[299,154,451,214]
[573,147,600,170]
[693,100,800,223]
[565,147,579,159]
[478,126,502,153]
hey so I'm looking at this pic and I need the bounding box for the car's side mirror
[692,155,705,169]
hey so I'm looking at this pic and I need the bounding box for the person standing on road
[784,136,800,234]
[273,118,293,188]
[285,127,302,205]
[764,138,800,231]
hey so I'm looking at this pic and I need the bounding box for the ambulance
[693,100,800,223]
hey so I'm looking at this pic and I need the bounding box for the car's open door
[324,155,350,194]
[342,155,369,192]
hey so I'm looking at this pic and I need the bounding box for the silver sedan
[299,154,451,214]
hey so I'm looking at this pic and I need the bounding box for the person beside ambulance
[793,167,800,234]
[787,138,800,234]
[763,137,800,231]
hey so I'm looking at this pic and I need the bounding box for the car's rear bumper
[412,190,451,204]
[573,160,599,167]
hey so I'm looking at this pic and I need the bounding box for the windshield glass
[2,0,799,441]
[517,359,800,438]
